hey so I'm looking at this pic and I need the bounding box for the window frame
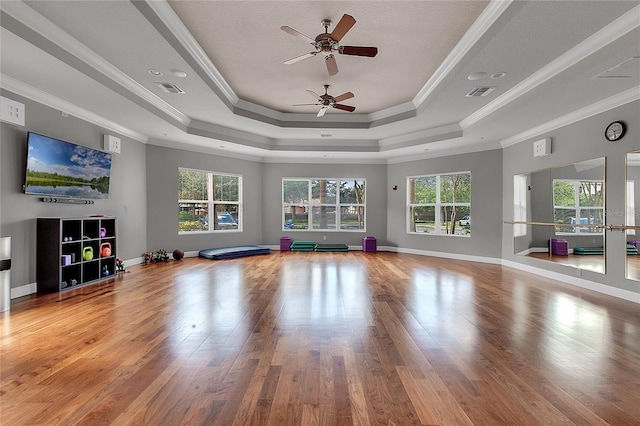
[553,179,604,236]
[282,178,366,232]
[406,171,471,237]
[178,167,243,234]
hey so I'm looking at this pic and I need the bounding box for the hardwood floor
[2,252,639,425]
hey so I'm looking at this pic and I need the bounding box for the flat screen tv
[24,132,112,199]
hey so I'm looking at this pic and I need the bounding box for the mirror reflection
[626,152,640,281]
[514,157,606,274]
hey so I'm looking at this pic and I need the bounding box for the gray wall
[502,100,640,294]
[2,90,638,300]
[145,144,264,252]
[261,162,388,246]
[386,149,504,259]
[0,90,147,290]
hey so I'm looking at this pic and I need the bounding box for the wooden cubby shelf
[37,217,117,293]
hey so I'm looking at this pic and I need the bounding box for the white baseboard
[378,245,503,265]
[11,282,37,299]
[501,259,640,304]
[11,250,639,304]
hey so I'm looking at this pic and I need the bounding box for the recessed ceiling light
[491,72,507,79]
[148,69,163,76]
[467,72,487,81]
[170,69,187,78]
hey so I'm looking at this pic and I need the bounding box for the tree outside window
[283,178,365,231]
[178,168,242,233]
[407,172,471,236]
[553,180,604,235]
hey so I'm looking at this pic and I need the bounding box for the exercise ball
[172,249,184,260]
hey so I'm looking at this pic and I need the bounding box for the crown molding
[1,74,148,143]
[412,0,514,111]
[500,86,640,148]
[142,0,237,105]
[0,0,190,127]
[461,4,640,130]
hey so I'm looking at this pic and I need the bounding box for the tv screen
[24,132,112,199]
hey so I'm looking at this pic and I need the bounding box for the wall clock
[605,121,626,142]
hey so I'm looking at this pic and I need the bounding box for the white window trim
[553,179,604,236]
[282,178,366,232]
[406,171,471,237]
[178,167,243,234]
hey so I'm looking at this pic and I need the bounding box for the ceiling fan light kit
[283,13,378,117]
[281,13,378,76]
[293,84,356,117]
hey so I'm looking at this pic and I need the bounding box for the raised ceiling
[1,1,639,163]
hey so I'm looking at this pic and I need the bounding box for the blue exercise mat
[199,246,271,260]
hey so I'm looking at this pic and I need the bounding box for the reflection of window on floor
[553,180,603,235]
[178,168,242,233]
[282,178,365,231]
[407,172,471,236]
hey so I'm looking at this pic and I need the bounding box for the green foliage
[26,169,109,186]
[178,169,207,200]
[178,220,205,232]
[283,180,309,203]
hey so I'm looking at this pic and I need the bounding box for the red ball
[172,249,184,260]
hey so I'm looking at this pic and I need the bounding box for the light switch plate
[533,138,551,157]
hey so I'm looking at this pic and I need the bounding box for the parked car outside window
[458,215,470,226]
[200,213,238,229]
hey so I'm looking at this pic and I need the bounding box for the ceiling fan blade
[284,52,317,65]
[317,107,329,117]
[339,46,378,57]
[333,104,356,112]
[281,26,316,44]
[293,103,320,106]
[331,14,356,42]
[306,90,322,101]
[333,92,354,102]
[325,55,338,75]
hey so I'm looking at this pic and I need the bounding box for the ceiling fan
[293,85,356,117]
[281,14,378,76]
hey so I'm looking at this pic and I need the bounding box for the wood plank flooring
[1,252,639,425]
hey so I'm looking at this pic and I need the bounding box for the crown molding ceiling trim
[500,86,640,148]
[386,140,503,165]
[1,0,190,128]
[146,137,264,163]
[187,119,274,150]
[261,156,387,165]
[379,123,463,148]
[412,0,514,111]
[143,0,500,129]
[0,75,148,143]
[141,0,237,105]
[461,4,640,130]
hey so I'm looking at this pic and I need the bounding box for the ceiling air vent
[156,82,185,94]
[465,86,496,97]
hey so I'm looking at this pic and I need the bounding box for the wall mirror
[513,157,606,274]
[626,151,640,281]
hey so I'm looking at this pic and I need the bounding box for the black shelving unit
[37,217,117,293]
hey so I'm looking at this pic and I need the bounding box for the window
[513,174,527,237]
[553,179,603,235]
[178,168,242,233]
[283,178,365,231]
[627,180,635,236]
[407,172,471,236]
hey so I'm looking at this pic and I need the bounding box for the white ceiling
[1,0,639,163]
